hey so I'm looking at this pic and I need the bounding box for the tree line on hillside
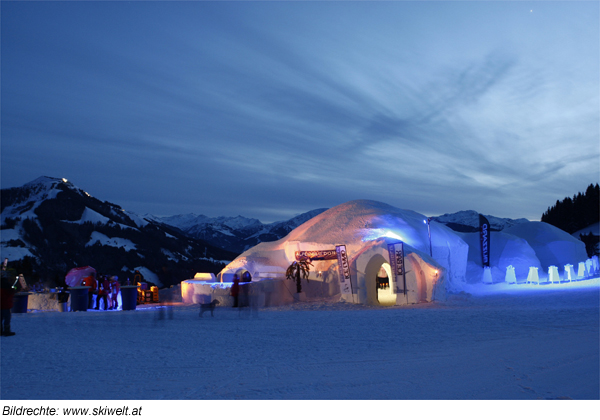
[541,183,599,257]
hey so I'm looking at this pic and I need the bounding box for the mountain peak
[23,176,73,190]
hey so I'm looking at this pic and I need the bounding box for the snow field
[1,279,598,405]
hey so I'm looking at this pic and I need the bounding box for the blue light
[362,229,403,242]
[383,231,403,241]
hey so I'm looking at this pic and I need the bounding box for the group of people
[80,272,121,310]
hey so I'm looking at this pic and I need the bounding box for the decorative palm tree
[286,257,313,294]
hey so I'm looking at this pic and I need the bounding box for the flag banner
[335,245,352,294]
[388,242,406,294]
[479,214,491,267]
[295,250,338,261]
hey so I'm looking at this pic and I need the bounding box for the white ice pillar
[578,262,586,278]
[482,266,493,284]
[585,259,593,276]
[548,265,560,283]
[527,267,539,284]
[592,256,599,273]
[563,264,574,282]
[505,265,516,284]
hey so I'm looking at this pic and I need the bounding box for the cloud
[1,1,598,223]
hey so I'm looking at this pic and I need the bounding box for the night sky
[1,1,598,222]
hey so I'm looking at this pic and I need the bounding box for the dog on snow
[199,299,220,317]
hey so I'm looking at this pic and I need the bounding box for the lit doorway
[376,263,396,306]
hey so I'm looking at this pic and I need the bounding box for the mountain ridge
[432,210,530,232]
[154,208,328,253]
[1,176,235,287]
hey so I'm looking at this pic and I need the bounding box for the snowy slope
[572,222,599,238]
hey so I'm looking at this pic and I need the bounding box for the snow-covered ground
[1,278,598,404]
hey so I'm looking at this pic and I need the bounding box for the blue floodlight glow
[362,229,404,242]
[383,231,403,241]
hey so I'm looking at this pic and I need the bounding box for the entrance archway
[361,252,397,306]
[376,263,396,306]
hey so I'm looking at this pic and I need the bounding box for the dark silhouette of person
[1,265,17,336]
[109,276,120,310]
[95,275,110,310]
[57,285,69,304]
[81,272,97,309]
[230,275,240,308]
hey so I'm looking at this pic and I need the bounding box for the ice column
[482,266,493,284]
[548,265,560,283]
[527,267,539,284]
[592,255,600,273]
[563,264,574,282]
[578,262,586,278]
[505,265,516,284]
[585,259,593,276]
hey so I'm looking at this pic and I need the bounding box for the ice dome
[459,231,542,284]
[215,200,469,306]
[503,222,588,271]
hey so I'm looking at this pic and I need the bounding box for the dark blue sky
[1,1,598,222]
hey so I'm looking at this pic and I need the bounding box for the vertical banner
[479,214,491,267]
[335,245,353,294]
[387,242,406,295]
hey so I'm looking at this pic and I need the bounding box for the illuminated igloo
[200,200,470,306]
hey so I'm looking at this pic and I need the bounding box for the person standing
[57,285,69,312]
[95,275,110,310]
[1,264,16,336]
[81,272,97,309]
[230,275,240,308]
[109,276,120,310]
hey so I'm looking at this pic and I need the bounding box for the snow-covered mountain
[0,176,236,287]
[433,210,530,232]
[154,208,328,253]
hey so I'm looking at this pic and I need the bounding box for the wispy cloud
[1,1,597,221]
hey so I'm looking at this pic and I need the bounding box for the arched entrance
[360,252,397,306]
[376,263,396,306]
